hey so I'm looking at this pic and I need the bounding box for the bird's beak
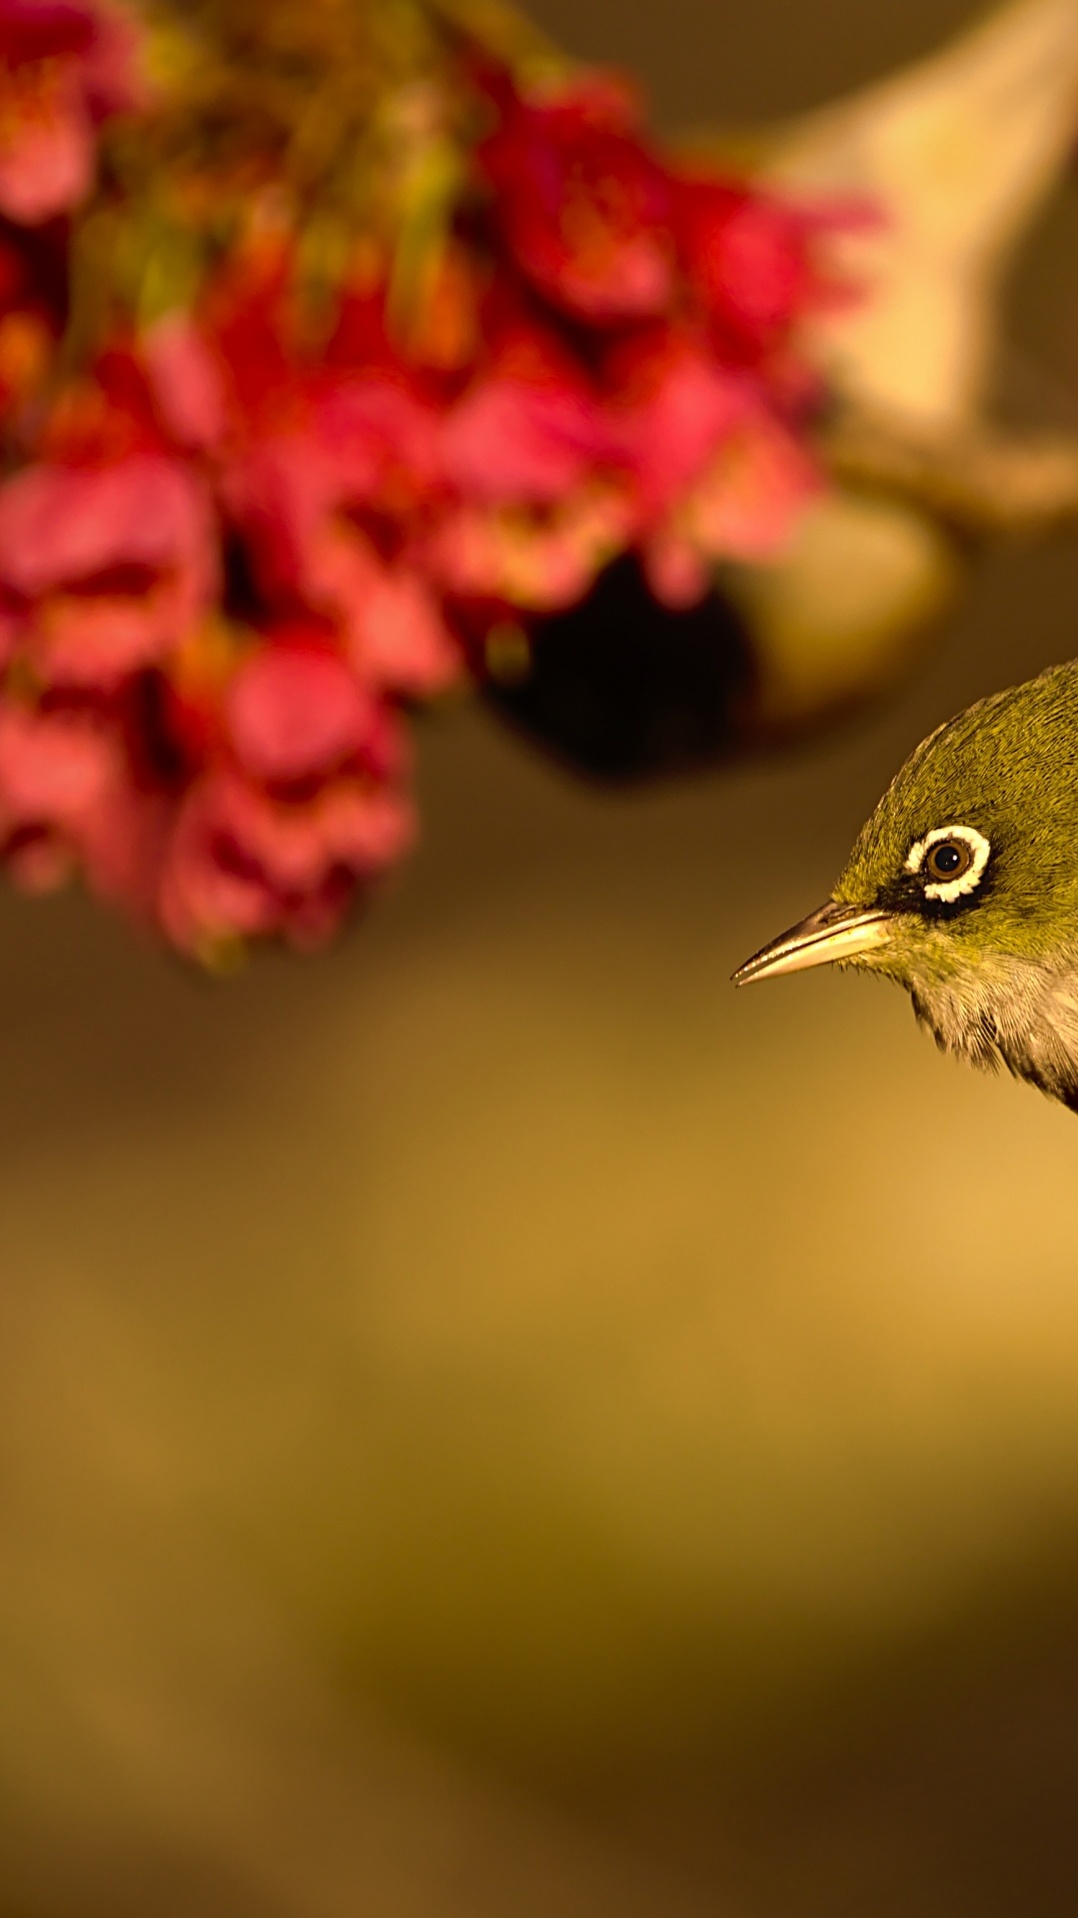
[732,900,894,986]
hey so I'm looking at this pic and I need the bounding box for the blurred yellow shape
[769,0,1078,429]
[728,0,1078,736]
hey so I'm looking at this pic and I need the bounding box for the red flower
[672,177,824,362]
[477,73,674,324]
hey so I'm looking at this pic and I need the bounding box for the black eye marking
[905,824,990,903]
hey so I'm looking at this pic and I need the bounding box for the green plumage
[736,658,1078,1111]
[837,660,1078,972]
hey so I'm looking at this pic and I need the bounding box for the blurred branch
[822,408,1078,539]
[692,0,1078,745]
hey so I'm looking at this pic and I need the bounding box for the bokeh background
[4,1,1078,1911]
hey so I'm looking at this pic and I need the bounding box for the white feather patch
[905,823,991,902]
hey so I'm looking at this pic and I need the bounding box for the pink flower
[0,698,120,889]
[143,313,229,452]
[441,374,607,504]
[642,402,820,606]
[0,0,142,225]
[608,334,748,515]
[221,434,338,608]
[158,764,414,955]
[0,34,850,961]
[223,431,461,698]
[316,378,442,504]
[225,641,378,787]
[430,486,633,611]
[301,526,460,696]
[0,453,218,684]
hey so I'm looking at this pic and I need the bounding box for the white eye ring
[906,823,991,902]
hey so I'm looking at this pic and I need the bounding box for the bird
[732,657,1078,1111]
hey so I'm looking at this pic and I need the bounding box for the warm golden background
[5,2,1078,1911]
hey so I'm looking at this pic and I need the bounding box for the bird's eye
[905,823,991,902]
[924,839,972,882]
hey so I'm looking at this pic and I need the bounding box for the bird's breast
[910,957,1078,1108]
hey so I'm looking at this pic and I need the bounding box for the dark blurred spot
[0,213,69,320]
[221,529,267,625]
[481,553,756,784]
[67,562,160,599]
[124,669,189,789]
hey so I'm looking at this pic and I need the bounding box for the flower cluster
[0,0,844,960]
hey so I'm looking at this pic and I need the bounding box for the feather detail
[910,956,1078,1107]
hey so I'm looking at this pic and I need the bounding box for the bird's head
[734,661,1078,1042]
